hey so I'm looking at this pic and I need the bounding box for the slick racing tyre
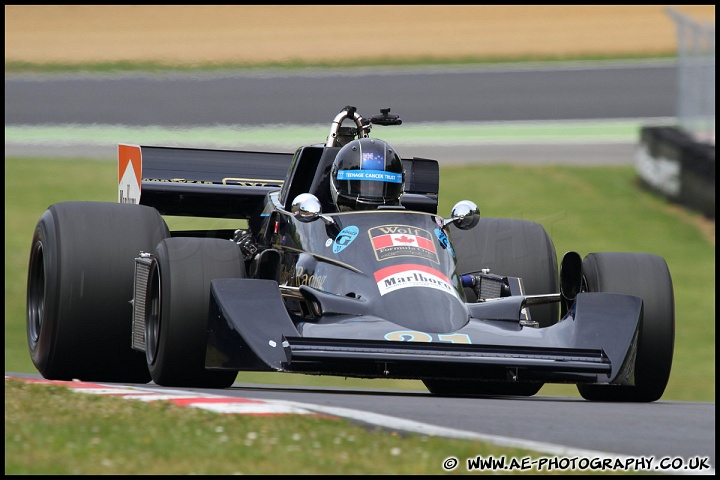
[449,217,559,327]
[146,237,245,389]
[577,252,674,402]
[27,201,169,382]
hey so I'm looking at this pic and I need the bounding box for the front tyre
[146,237,245,388]
[577,252,674,402]
[26,202,169,382]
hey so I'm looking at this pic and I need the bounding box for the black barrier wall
[636,125,715,219]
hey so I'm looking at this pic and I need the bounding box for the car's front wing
[206,278,641,386]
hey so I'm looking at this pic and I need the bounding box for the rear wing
[118,144,292,219]
[118,143,440,219]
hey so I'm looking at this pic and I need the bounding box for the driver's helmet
[330,138,404,211]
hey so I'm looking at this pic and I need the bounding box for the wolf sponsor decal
[369,225,439,263]
[374,264,460,298]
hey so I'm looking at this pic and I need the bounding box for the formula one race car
[26,106,674,402]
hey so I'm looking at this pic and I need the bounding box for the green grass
[4,51,677,75]
[5,157,714,402]
[5,379,625,475]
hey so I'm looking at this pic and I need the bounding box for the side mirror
[291,193,322,222]
[446,200,480,230]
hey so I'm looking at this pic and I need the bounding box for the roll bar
[325,105,402,147]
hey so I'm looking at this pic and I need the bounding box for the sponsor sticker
[361,151,384,170]
[118,144,142,204]
[373,264,459,298]
[369,225,438,263]
[280,264,326,289]
[336,169,402,183]
[434,227,455,258]
[222,177,284,187]
[333,225,359,253]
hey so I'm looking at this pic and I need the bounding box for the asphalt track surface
[5,59,677,164]
[6,372,716,474]
[6,61,714,473]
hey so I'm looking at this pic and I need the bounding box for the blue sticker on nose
[333,225,360,253]
[434,228,455,258]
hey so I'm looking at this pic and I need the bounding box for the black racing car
[26,105,674,402]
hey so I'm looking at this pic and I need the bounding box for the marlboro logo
[373,264,459,298]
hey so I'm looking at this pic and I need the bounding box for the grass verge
[3,379,637,475]
[5,52,676,75]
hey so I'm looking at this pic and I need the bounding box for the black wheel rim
[27,240,45,349]
[145,261,161,365]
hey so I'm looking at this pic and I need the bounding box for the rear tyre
[577,252,674,402]
[26,202,169,382]
[146,237,245,388]
[450,217,559,327]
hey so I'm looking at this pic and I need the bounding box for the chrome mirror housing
[291,193,322,222]
[447,200,480,230]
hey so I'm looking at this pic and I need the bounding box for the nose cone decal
[333,225,359,254]
[369,225,438,263]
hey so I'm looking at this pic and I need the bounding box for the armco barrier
[636,126,715,219]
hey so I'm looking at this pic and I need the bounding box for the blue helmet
[330,138,404,211]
